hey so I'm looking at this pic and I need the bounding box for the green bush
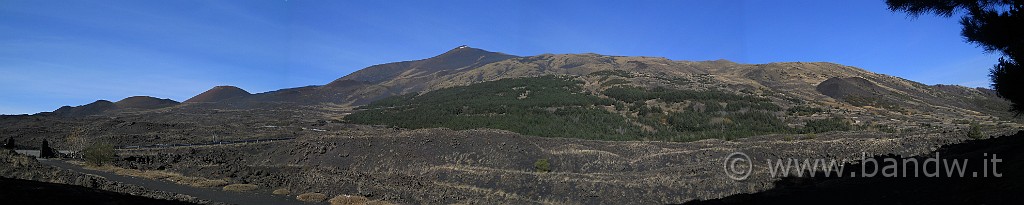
[801,117,852,133]
[968,123,984,139]
[83,143,115,166]
[787,106,823,116]
[535,159,551,173]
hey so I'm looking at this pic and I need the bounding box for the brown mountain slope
[335,45,517,84]
[45,96,178,117]
[325,47,1016,134]
[184,86,251,103]
[48,100,117,117]
[114,96,179,109]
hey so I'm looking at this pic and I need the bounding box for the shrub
[297,192,328,202]
[223,184,259,192]
[968,123,985,139]
[535,159,551,173]
[83,143,115,166]
[802,117,852,133]
[787,106,823,116]
[165,176,228,187]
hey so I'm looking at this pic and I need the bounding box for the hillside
[348,74,851,141]
[48,100,116,117]
[183,86,250,103]
[45,96,178,117]
[29,46,1021,141]
[114,96,179,110]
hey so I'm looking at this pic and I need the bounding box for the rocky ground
[105,126,1017,204]
[0,149,214,204]
[0,177,196,205]
[2,107,1018,204]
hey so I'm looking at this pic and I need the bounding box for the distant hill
[114,96,179,109]
[184,86,250,103]
[49,100,116,117]
[45,96,178,117]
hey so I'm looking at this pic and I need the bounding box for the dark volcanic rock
[815,76,889,100]
[3,137,14,149]
[0,177,199,205]
[184,86,251,103]
[0,149,210,204]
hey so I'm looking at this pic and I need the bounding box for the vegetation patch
[83,143,115,166]
[801,117,853,133]
[534,159,551,173]
[349,76,845,141]
[297,192,328,202]
[346,76,646,140]
[969,123,985,139]
[223,184,259,192]
[329,195,369,205]
[787,106,823,116]
[84,165,229,188]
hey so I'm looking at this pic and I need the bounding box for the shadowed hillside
[685,132,1024,205]
[0,177,200,205]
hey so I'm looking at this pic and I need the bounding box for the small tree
[888,0,1024,114]
[968,122,985,139]
[66,128,88,158]
[83,143,115,166]
[534,159,551,173]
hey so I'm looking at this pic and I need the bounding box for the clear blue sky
[0,0,999,114]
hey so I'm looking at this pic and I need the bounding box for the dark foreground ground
[0,177,198,205]
[38,159,310,205]
[686,131,1024,205]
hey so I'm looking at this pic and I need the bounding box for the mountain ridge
[37,46,1016,126]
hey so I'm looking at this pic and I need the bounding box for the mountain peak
[185,85,251,103]
[339,46,517,83]
[437,45,492,56]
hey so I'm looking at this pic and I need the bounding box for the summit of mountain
[332,45,518,85]
[184,86,251,103]
[114,96,179,109]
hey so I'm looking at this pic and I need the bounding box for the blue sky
[0,0,998,114]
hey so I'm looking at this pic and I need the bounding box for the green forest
[346,75,851,142]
